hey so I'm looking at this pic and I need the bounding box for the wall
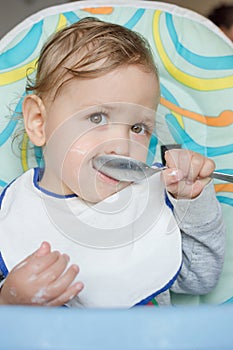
[1,0,72,38]
[157,0,233,16]
[1,0,233,38]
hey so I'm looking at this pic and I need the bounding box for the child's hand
[0,242,83,306]
[162,149,215,199]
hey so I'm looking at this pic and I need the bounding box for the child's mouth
[96,169,120,185]
[92,156,120,185]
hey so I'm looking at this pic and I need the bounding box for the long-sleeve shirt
[156,181,225,305]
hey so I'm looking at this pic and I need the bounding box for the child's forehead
[48,65,159,112]
[102,103,156,125]
[101,102,155,117]
[43,62,158,103]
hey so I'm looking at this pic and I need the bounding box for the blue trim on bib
[152,162,173,211]
[0,252,9,279]
[134,263,182,306]
[165,192,173,211]
[33,168,77,199]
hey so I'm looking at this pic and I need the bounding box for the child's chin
[99,185,129,203]
[82,189,117,204]
[80,182,129,203]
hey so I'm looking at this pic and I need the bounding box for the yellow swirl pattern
[0,58,38,86]
[0,14,67,86]
[153,11,233,91]
[21,133,29,172]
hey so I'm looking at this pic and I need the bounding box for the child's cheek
[130,135,150,162]
[61,151,84,196]
[62,140,93,183]
[63,147,86,176]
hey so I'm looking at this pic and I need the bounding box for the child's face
[40,65,159,202]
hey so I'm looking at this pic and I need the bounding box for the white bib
[0,169,182,307]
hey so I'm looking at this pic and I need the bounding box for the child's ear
[23,95,46,146]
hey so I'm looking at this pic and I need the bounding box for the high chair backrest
[0,0,233,305]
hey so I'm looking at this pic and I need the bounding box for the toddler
[0,18,225,307]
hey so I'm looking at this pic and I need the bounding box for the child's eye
[131,123,147,135]
[89,113,108,125]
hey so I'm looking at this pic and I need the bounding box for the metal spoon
[93,154,233,183]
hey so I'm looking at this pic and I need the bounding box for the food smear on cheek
[70,146,88,155]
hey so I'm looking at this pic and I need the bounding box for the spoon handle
[212,171,233,183]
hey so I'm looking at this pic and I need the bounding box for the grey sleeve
[168,180,226,295]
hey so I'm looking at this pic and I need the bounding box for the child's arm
[163,149,225,294]
[0,242,84,306]
[168,181,225,294]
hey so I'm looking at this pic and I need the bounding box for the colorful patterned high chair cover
[0,0,232,305]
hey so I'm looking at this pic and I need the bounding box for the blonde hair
[26,17,159,100]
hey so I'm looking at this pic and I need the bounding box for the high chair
[0,1,233,348]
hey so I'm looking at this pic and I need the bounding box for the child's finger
[181,178,211,199]
[199,158,215,178]
[35,241,51,257]
[165,149,191,177]
[161,168,184,187]
[46,281,84,307]
[185,153,205,184]
[42,264,80,301]
[26,250,62,274]
[37,254,70,284]
[165,179,188,199]
[12,241,52,270]
[167,177,211,199]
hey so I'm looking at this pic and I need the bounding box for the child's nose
[107,125,130,155]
